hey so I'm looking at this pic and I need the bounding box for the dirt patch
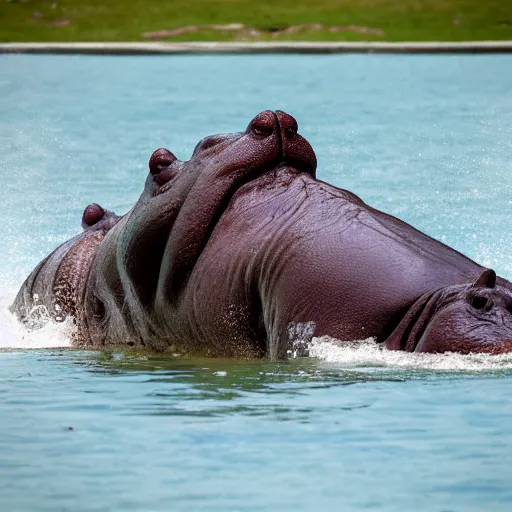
[141,23,385,40]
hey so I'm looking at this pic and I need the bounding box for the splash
[0,294,73,350]
[308,335,512,371]
[2,287,512,369]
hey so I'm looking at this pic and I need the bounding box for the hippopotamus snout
[146,110,316,197]
[245,110,317,177]
[148,111,316,197]
[276,110,317,177]
[189,110,316,175]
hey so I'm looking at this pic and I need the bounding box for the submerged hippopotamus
[12,110,512,358]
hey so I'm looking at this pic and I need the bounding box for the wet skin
[11,111,512,358]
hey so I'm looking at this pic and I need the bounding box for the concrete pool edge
[2,41,512,55]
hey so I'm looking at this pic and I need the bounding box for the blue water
[1,54,512,511]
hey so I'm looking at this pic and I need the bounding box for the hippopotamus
[11,110,512,358]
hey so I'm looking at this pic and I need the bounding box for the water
[1,54,512,511]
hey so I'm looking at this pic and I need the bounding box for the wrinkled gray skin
[12,111,512,358]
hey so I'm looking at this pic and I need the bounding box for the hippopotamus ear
[472,269,496,289]
[82,203,105,229]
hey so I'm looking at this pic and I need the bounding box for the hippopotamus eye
[471,295,492,311]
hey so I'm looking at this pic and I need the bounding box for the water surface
[1,54,512,511]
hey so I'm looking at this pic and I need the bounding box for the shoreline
[2,41,512,55]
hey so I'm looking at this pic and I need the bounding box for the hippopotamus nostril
[276,110,299,138]
[81,203,105,228]
[149,148,177,175]
[249,110,275,138]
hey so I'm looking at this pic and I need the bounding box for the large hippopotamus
[12,110,512,358]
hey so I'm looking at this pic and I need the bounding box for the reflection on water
[14,346,504,421]
[2,348,512,511]
[91,352,394,419]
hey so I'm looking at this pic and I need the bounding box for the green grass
[1,0,512,43]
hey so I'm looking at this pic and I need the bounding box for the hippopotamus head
[146,109,317,195]
[153,110,316,290]
[102,110,317,314]
[386,269,512,354]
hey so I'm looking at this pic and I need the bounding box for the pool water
[1,54,512,511]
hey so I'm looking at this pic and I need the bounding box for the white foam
[0,294,72,350]
[308,336,512,371]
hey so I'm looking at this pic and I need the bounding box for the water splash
[3,302,512,370]
[308,335,512,371]
[0,294,72,350]
[3,286,512,370]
